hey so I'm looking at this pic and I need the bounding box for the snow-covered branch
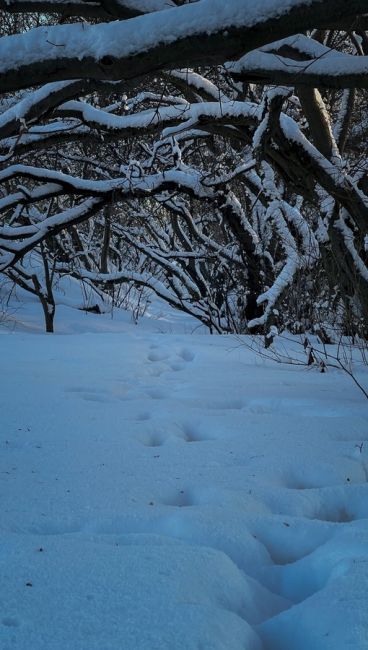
[228,34,368,89]
[0,0,366,91]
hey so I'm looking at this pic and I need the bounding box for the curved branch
[0,0,366,91]
[228,34,368,89]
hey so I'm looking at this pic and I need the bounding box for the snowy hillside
[0,292,367,649]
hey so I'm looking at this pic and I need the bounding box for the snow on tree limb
[0,2,367,334]
[0,79,134,141]
[0,100,259,155]
[0,198,104,270]
[0,0,366,91]
[247,201,301,329]
[227,34,368,89]
[0,164,219,200]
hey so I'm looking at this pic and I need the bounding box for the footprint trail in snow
[0,328,367,650]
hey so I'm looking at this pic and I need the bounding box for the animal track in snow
[285,456,368,490]
[181,423,213,443]
[147,351,169,363]
[268,481,368,528]
[256,522,368,620]
[144,346,195,380]
[310,488,368,523]
[138,423,211,447]
[249,516,332,567]
[259,537,320,567]
[178,348,195,362]
[147,368,164,378]
[313,507,354,523]
[139,432,166,448]
[170,362,185,372]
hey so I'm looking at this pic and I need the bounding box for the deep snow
[0,283,367,649]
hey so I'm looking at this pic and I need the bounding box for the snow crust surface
[0,287,367,649]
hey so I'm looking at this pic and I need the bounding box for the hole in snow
[181,423,212,443]
[312,508,354,524]
[140,433,165,448]
[147,351,169,362]
[178,348,195,362]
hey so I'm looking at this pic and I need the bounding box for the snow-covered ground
[1,283,367,650]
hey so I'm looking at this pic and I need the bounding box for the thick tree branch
[0,0,366,91]
[228,34,368,89]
